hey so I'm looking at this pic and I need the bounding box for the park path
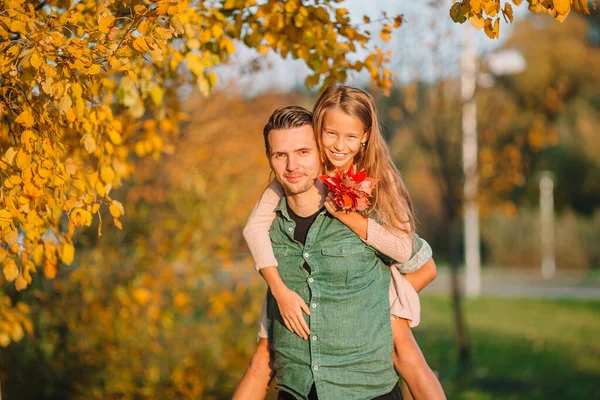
[421,267,600,300]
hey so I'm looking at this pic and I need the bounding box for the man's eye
[274,154,284,159]
[299,150,309,155]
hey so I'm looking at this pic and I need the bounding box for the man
[262,106,403,399]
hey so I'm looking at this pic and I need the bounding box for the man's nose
[286,155,298,170]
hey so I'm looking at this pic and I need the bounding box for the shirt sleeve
[243,180,283,271]
[393,234,433,274]
[363,217,413,263]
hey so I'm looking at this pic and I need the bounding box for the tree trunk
[448,216,471,375]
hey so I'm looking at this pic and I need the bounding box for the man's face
[268,124,321,196]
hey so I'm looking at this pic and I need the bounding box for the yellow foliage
[0,0,404,298]
[450,0,596,36]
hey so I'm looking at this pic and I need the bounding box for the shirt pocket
[271,244,288,263]
[320,242,364,287]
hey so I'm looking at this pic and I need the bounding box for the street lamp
[539,172,556,279]
[462,28,526,298]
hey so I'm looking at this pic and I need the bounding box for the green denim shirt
[266,197,398,400]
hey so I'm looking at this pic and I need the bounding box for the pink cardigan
[243,181,423,338]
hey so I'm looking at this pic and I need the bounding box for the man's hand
[324,198,368,239]
[274,286,311,340]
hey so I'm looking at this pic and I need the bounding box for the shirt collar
[274,195,293,222]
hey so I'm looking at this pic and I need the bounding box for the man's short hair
[263,106,313,155]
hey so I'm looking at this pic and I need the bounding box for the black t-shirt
[287,204,325,273]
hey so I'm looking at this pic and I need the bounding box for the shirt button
[312,335,317,341]
[311,303,317,308]
[308,278,314,283]
[304,252,310,258]
[288,227,293,232]
[313,365,319,370]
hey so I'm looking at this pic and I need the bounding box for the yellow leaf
[553,0,571,16]
[44,261,57,279]
[4,228,18,247]
[83,134,97,153]
[71,208,92,227]
[469,14,485,30]
[71,83,82,98]
[0,248,6,263]
[59,94,72,113]
[10,20,27,35]
[64,158,77,175]
[470,0,482,12]
[5,147,17,164]
[100,166,115,183]
[21,130,35,152]
[305,73,320,90]
[60,242,75,265]
[113,218,123,230]
[15,274,28,291]
[16,149,31,169]
[66,108,76,123]
[87,64,102,75]
[128,70,139,86]
[380,25,392,42]
[482,0,500,17]
[3,258,18,282]
[132,288,151,305]
[133,36,150,52]
[503,3,514,22]
[30,52,43,69]
[107,129,122,145]
[393,15,403,29]
[109,200,124,218]
[0,210,13,229]
[493,17,500,37]
[38,166,50,178]
[98,14,115,33]
[15,110,34,128]
[212,24,224,39]
[0,333,10,348]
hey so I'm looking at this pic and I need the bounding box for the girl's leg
[391,318,446,400]
[232,338,274,400]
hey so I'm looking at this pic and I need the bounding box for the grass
[415,295,600,399]
[262,296,599,399]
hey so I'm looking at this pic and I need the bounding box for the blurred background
[1,1,599,399]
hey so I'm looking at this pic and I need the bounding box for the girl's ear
[362,129,371,145]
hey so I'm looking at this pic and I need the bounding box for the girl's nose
[333,138,344,151]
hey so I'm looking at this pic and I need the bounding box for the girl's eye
[348,136,358,140]
[327,131,336,136]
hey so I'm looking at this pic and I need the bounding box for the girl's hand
[274,286,311,340]
[324,198,368,239]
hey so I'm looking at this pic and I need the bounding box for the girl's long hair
[313,85,415,235]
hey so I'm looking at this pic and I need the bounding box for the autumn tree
[449,0,598,39]
[0,0,404,347]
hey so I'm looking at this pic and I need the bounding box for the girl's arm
[243,181,311,340]
[324,200,436,291]
[243,180,283,271]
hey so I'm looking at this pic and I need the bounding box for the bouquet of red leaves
[319,165,379,212]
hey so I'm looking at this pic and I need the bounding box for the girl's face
[321,108,368,171]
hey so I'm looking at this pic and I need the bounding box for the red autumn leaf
[318,165,379,212]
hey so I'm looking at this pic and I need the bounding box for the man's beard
[280,178,314,196]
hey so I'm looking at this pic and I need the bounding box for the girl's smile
[321,108,368,171]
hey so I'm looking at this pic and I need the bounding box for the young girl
[234,86,445,399]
